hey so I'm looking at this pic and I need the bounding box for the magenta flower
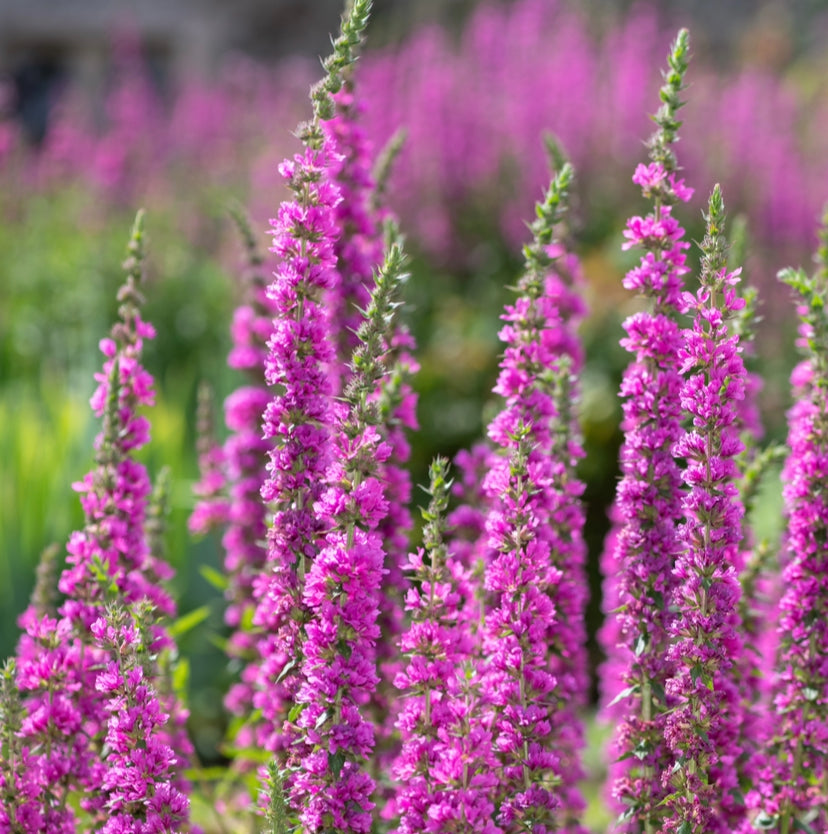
[754,213,828,832]
[10,212,192,831]
[324,88,385,378]
[289,242,408,832]
[478,161,589,833]
[598,30,692,830]
[250,6,413,827]
[251,136,342,763]
[664,185,747,834]
[92,605,189,834]
[392,458,499,834]
[321,77,420,798]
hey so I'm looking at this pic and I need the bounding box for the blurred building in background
[1,0,826,143]
[0,0,345,142]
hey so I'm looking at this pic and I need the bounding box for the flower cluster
[664,185,747,834]
[92,604,189,834]
[479,161,589,832]
[251,133,343,764]
[322,75,419,783]
[752,217,828,832]
[287,242,407,832]
[599,30,693,830]
[393,458,499,834]
[10,5,828,834]
[6,213,192,832]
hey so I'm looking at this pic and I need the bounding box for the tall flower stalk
[394,457,460,830]
[480,161,589,832]
[757,207,828,833]
[599,29,693,832]
[251,0,371,767]
[291,241,408,832]
[92,603,189,834]
[322,51,420,783]
[8,212,192,832]
[393,457,500,833]
[664,185,747,833]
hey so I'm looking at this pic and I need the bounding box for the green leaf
[276,658,298,684]
[208,634,229,653]
[220,745,272,765]
[329,751,345,778]
[608,685,639,708]
[200,565,229,592]
[168,605,210,638]
[172,657,189,701]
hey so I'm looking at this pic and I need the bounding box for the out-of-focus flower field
[0,0,822,800]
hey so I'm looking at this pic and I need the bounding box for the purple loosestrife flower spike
[91,602,190,834]
[292,240,408,833]
[145,467,172,564]
[598,29,692,832]
[308,0,373,127]
[482,428,565,834]
[664,185,748,834]
[369,315,420,812]
[189,382,230,537]
[255,135,339,781]
[393,457,453,830]
[321,72,419,789]
[758,207,828,833]
[11,211,192,831]
[27,543,61,620]
[481,161,590,833]
[394,457,499,834]
[252,1,372,787]
[736,439,786,782]
[546,357,591,834]
[324,87,384,376]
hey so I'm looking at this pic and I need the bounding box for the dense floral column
[480,161,589,832]
[251,0,367,768]
[6,212,192,833]
[290,241,408,832]
[598,29,693,832]
[92,603,189,834]
[322,64,420,791]
[753,208,828,833]
[393,457,501,834]
[664,185,747,834]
